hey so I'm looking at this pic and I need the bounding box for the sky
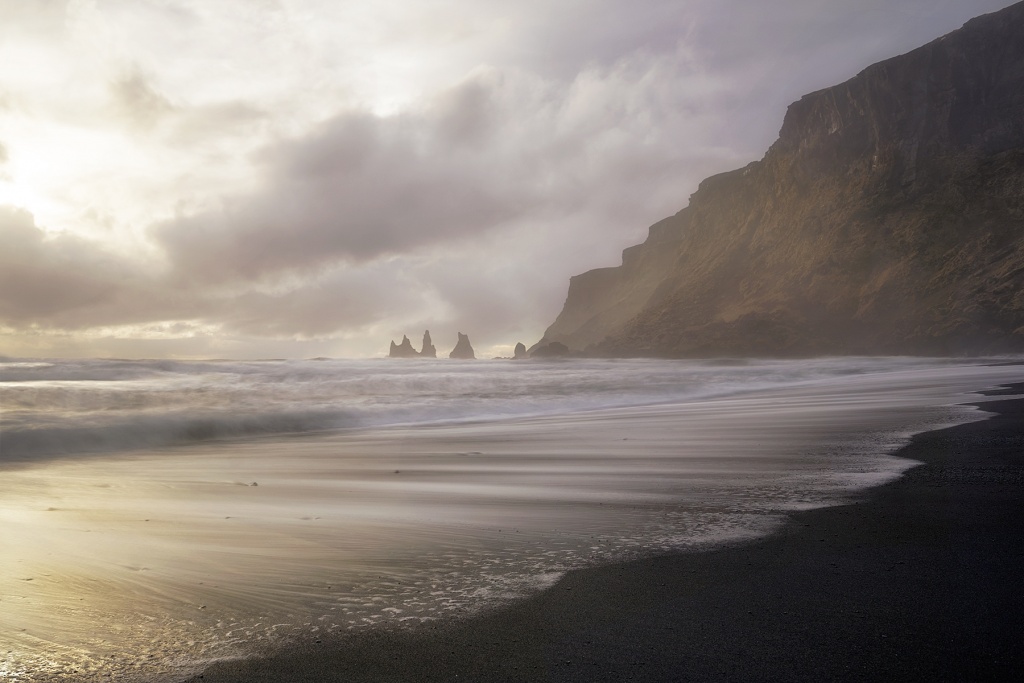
[0,0,1013,359]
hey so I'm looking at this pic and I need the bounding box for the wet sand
[188,383,1024,682]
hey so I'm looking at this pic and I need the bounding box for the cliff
[537,2,1024,357]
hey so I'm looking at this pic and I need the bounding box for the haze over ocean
[2,357,1020,681]
[3,2,1023,681]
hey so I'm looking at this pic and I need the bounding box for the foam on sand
[1,359,1019,681]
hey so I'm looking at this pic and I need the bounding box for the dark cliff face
[538,2,1024,357]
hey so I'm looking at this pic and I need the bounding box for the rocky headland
[535,2,1024,357]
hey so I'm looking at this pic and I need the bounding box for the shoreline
[185,382,1024,682]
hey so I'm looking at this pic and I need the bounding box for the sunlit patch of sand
[1,363,1012,680]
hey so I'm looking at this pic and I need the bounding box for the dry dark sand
[186,385,1024,682]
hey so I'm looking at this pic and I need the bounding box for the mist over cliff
[537,2,1024,357]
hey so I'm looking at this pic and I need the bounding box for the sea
[1,356,1020,681]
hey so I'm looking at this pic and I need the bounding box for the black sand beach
[187,384,1024,682]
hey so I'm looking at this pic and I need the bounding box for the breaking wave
[0,355,976,463]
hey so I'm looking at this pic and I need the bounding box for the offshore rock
[388,335,419,358]
[513,342,528,360]
[420,330,437,358]
[531,341,569,358]
[449,332,476,359]
[536,2,1024,357]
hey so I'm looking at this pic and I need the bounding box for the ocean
[0,356,1019,681]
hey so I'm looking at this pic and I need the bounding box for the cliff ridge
[537,2,1024,357]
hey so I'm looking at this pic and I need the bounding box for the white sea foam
[0,355,993,462]
[0,357,1021,681]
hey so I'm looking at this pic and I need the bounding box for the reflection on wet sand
[1,364,1012,681]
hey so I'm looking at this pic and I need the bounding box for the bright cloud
[0,0,1011,358]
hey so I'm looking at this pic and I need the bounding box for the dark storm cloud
[150,0,1015,292]
[0,198,444,343]
[0,207,141,323]
[0,204,429,340]
[151,41,759,291]
[154,71,575,282]
[4,0,1013,357]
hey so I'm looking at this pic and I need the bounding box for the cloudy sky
[0,0,1011,359]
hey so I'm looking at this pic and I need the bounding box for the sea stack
[420,330,437,358]
[513,342,528,360]
[388,335,419,358]
[449,333,476,359]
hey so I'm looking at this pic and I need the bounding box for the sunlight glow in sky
[0,0,1011,358]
